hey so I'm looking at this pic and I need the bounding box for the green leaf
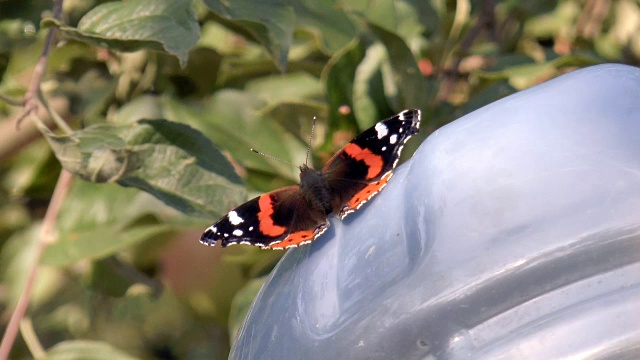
[40,180,193,266]
[228,277,267,344]
[291,0,357,53]
[41,224,172,267]
[244,72,322,104]
[322,40,363,135]
[0,19,37,52]
[87,258,138,297]
[262,101,328,145]
[43,0,200,66]
[352,42,391,129]
[163,92,308,184]
[204,0,295,70]
[45,340,138,360]
[39,119,245,217]
[368,23,429,111]
[477,54,601,90]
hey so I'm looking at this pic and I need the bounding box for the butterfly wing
[200,186,330,249]
[322,109,421,219]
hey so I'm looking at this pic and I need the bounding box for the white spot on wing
[375,122,388,139]
[228,211,244,225]
[249,226,253,231]
[389,134,398,144]
[233,229,243,236]
[381,146,387,151]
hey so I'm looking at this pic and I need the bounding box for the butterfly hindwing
[200,186,329,249]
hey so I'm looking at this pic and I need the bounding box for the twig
[0,170,73,360]
[0,1,68,358]
[0,92,23,106]
[15,0,64,130]
[37,89,73,135]
[19,318,46,359]
[576,0,611,39]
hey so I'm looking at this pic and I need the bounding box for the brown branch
[576,0,611,39]
[15,0,64,129]
[0,170,73,360]
[0,1,68,359]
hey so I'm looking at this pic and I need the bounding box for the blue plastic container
[231,64,640,359]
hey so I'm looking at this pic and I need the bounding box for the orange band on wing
[267,229,316,249]
[345,171,393,210]
[344,143,384,179]
[257,194,286,237]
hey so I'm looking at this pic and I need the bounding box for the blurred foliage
[0,0,638,358]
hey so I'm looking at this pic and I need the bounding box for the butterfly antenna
[305,116,317,166]
[250,148,294,166]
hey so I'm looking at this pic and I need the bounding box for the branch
[15,0,64,129]
[0,170,73,360]
[0,2,68,358]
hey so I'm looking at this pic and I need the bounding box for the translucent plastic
[231,64,640,360]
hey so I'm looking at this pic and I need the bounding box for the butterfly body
[201,109,421,250]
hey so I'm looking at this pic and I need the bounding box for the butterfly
[200,109,421,249]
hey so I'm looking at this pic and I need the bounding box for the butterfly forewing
[322,109,421,218]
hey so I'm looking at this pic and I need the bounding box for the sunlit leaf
[228,277,267,345]
[43,0,200,66]
[39,119,245,217]
[41,223,172,267]
[368,23,429,111]
[204,0,295,70]
[45,340,138,360]
[292,0,357,53]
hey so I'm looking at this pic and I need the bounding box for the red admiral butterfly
[200,109,421,250]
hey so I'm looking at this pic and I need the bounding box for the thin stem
[19,318,46,359]
[0,170,73,360]
[37,89,73,134]
[1,1,67,356]
[16,0,64,129]
[0,92,23,106]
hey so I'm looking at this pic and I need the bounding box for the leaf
[87,258,138,297]
[244,72,322,104]
[162,92,308,184]
[204,0,295,71]
[39,119,246,217]
[40,179,195,267]
[477,54,602,90]
[42,0,200,66]
[262,101,328,145]
[45,340,138,360]
[352,43,392,129]
[41,223,172,267]
[368,23,430,111]
[228,277,267,345]
[291,0,357,53]
[322,40,364,135]
[0,19,37,52]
